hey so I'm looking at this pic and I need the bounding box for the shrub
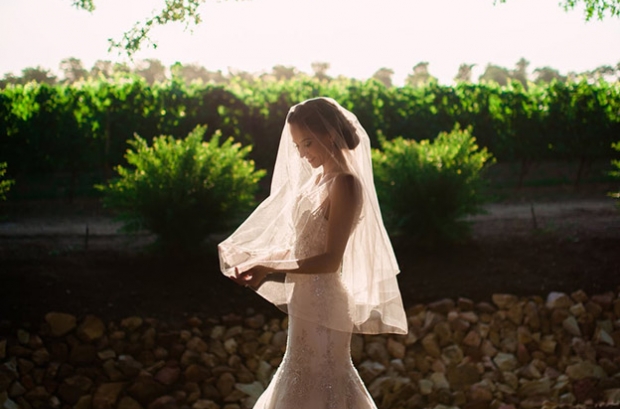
[372,125,494,243]
[98,125,265,253]
[0,162,14,201]
[610,141,620,206]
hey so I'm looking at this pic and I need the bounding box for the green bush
[0,162,14,201]
[98,125,265,253]
[610,142,620,206]
[372,125,494,243]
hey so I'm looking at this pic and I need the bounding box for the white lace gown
[253,204,377,409]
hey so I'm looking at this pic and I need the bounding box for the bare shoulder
[330,173,361,202]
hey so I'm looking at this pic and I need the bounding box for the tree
[60,57,88,83]
[405,62,437,87]
[479,64,511,86]
[271,65,298,81]
[372,67,394,87]
[134,59,167,84]
[311,62,331,81]
[90,60,114,79]
[23,67,58,85]
[1,66,58,88]
[454,63,476,83]
[495,0,620,20]
[533,66,567,83]
[512,57,530,86]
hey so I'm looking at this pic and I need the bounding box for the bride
[218,97,407,408]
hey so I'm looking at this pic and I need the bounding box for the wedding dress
[218,97,408,409]
[253,197,377,409]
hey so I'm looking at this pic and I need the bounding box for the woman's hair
[287,98,360,150]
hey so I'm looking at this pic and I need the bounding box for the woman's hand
[230,264,271,289]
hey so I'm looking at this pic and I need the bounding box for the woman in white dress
[218,97,407,408]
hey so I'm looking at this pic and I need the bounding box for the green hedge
[373,125,494,243]
[1,77,619,198]
[97,125,265,253]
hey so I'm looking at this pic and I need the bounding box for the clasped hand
[230,264,271,288]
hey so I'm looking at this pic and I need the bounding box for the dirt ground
[1,184,619,331]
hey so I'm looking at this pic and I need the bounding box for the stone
[570,303,586,317]
[121,317,143,331]
[604,388,620,403]
[539,337,557,354]
[216,373,236,397]
[366,342,390,364]
[446,363,480,390]
[271,331,287,350]
[387,338,405,359]
[223,338,237,355]
[518,377,551,398]
[506,304,524,325]
[148,395,177,409]
[57,375,93,404]
[359,361,386,384]
[458,297,475,311]
[31,348,50,365]
[566,361,607,380]
[418,379,433,395]
[422,334,441,358]
[492,294,518,310]
[469,382,493,402]
[441,345,464,366]
[462,330,481,348]
[244,315,265,330]
[186,337,209,353]
[255,361,273,387]
[234,382,264,407]
[493,353,518,372]
[7,382,25,398]
[591,293,614,310]
[434,322,453,346]
[428,298,455,315]
[523,301,540,330]
[70,344,97,365]
[562,316,582,337]
[594,327,615,346]
[154,366,180,386]
[546,292,572,309]
[45,312,77,337]
[77,315,106,342]
[192,400,220,409]
[184,364,210,383]
[128,378,166,406]
[0,340,5,360]
[93,382,126,409]
[98,349,116,360]
[118,396,143,409]
[430,372,450,390]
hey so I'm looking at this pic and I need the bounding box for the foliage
[0,162,14,201]
[610,141,620,205]
[372,125,495,243]
[495,0,620,20]
[97,125,265,253]
[1,77,619,199]
[72,0,207,55]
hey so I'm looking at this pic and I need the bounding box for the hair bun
[287,98,360,150]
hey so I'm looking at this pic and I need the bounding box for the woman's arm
[230,174,361,288]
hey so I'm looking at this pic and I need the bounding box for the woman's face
[290,123,331,169]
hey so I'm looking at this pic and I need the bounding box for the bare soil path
[0,192,619,330]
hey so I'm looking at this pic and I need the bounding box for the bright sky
[1,0,618,85]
